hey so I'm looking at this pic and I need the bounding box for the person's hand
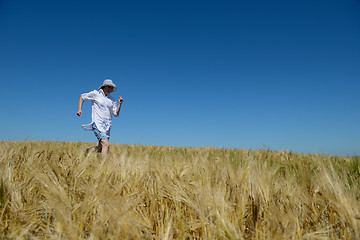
[119,96,124,104]
[77,110,82,116]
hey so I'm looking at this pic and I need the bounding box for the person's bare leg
[100,139,110,158]
[86,142,102,153]
[86,146,97,153]
[95,141,102,152]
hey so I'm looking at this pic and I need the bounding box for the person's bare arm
[116,96,124,116]
[77,96,84,116]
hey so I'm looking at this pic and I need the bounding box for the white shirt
[81,89,118,137]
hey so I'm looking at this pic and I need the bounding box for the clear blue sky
[1,0,359,156]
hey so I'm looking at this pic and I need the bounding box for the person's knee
[101,139,110,150]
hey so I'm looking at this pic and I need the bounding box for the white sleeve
[112,98,119,117]
[81,90,97,102]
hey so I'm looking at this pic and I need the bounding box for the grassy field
[0,141,359,239]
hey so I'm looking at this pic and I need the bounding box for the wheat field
[0,141,359,239]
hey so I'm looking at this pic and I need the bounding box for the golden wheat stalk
[0,141,359,239]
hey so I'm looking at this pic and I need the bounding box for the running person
[77,79,124,157]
